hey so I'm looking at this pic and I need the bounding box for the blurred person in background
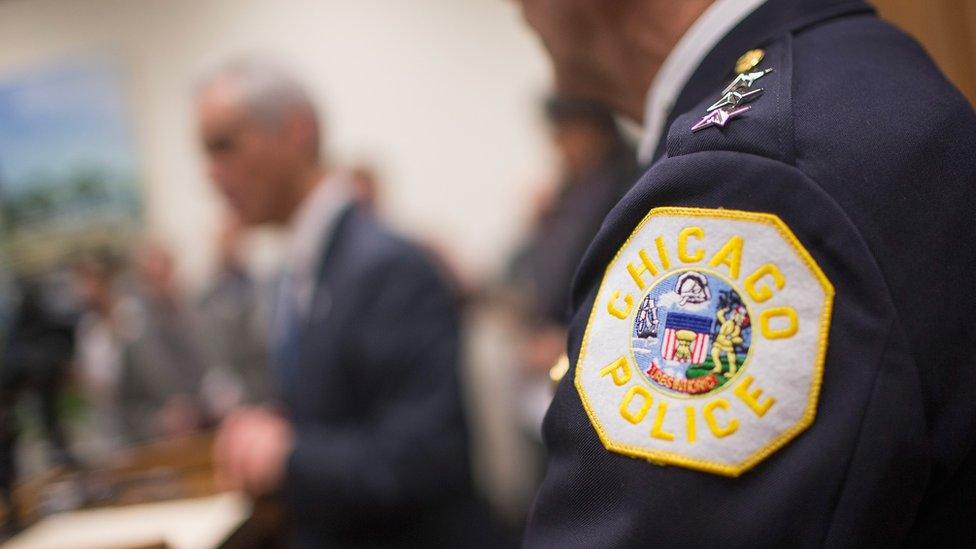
[464,94,637,528]
[349,163,381,214]
[512,96,637,372]
[72,246,205,459]
[0,278,76,530]
[198,211,272,415]
[347,162,470,300]
[123,243,206,439]
[199,58,495,547]
[71,251,128,458]
[506,96,636,462]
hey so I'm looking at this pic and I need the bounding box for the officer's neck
[606,1,711,122]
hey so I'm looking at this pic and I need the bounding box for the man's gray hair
[197,56,321,136]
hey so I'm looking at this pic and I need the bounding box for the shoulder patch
[575,207,833,476]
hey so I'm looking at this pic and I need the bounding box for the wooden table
[2,432,283,549]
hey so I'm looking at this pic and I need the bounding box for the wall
[2,0,973,290]
[0,0,554,289]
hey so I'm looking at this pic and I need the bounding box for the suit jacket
[525,1,976,547]
[280,205,487,548]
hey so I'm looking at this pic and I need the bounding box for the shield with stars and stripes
[660,312,713,364]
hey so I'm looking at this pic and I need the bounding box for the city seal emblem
[575,207,833,476]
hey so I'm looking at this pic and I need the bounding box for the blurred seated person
[198,58,490,547]
[509,96,638,416]
[198,212,272,414]
[73,247,205,458]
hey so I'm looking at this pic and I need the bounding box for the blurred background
[0,0,972,547]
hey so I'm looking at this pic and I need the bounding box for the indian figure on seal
[710,306,745,376]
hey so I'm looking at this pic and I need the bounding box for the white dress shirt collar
[284,172,352,316]
[637,0,768,164]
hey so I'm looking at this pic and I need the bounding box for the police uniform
[524,0,976,547]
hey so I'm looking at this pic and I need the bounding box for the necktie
[273,269,303,399]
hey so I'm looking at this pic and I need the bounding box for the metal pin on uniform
[721,67,773,95]
[691,48,771,133]
[708,87,764,112]
[735,48,765,74]
[549,353,569,386]
[691,105,752,132]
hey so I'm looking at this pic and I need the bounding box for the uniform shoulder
[792,14,976,170]
[787,14,976,268]
[663,13,975,170]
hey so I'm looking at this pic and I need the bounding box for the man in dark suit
[516,0,976,546]
[197,58,487,547]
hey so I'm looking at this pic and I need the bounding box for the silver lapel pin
[691,105,752,132]
[721,67,774,95]
[707,87,764,112]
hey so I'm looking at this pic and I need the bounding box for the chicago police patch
[575,207,833,476]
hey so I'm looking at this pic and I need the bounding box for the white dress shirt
[637,0,768,164]
[281,173,352,321]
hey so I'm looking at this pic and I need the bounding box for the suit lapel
[298,203,357,338]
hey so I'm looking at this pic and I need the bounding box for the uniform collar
[637,0,767,165]
[638,0,874,165]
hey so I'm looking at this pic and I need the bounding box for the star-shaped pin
[691,105,751,132]
[707,87,764,112]
[721,67,774,95]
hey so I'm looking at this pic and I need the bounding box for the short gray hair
[197,56,321,150]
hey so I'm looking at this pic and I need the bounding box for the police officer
[516,0,976,546]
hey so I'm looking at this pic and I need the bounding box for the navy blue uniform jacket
[280,206,485,547]
[525,1,976,547]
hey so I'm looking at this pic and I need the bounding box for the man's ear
[286,107,319,158]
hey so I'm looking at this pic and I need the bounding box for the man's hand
[213,406,294,496]
[156,394,202,437]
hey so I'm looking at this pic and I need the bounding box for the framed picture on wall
[0,57,142,276]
